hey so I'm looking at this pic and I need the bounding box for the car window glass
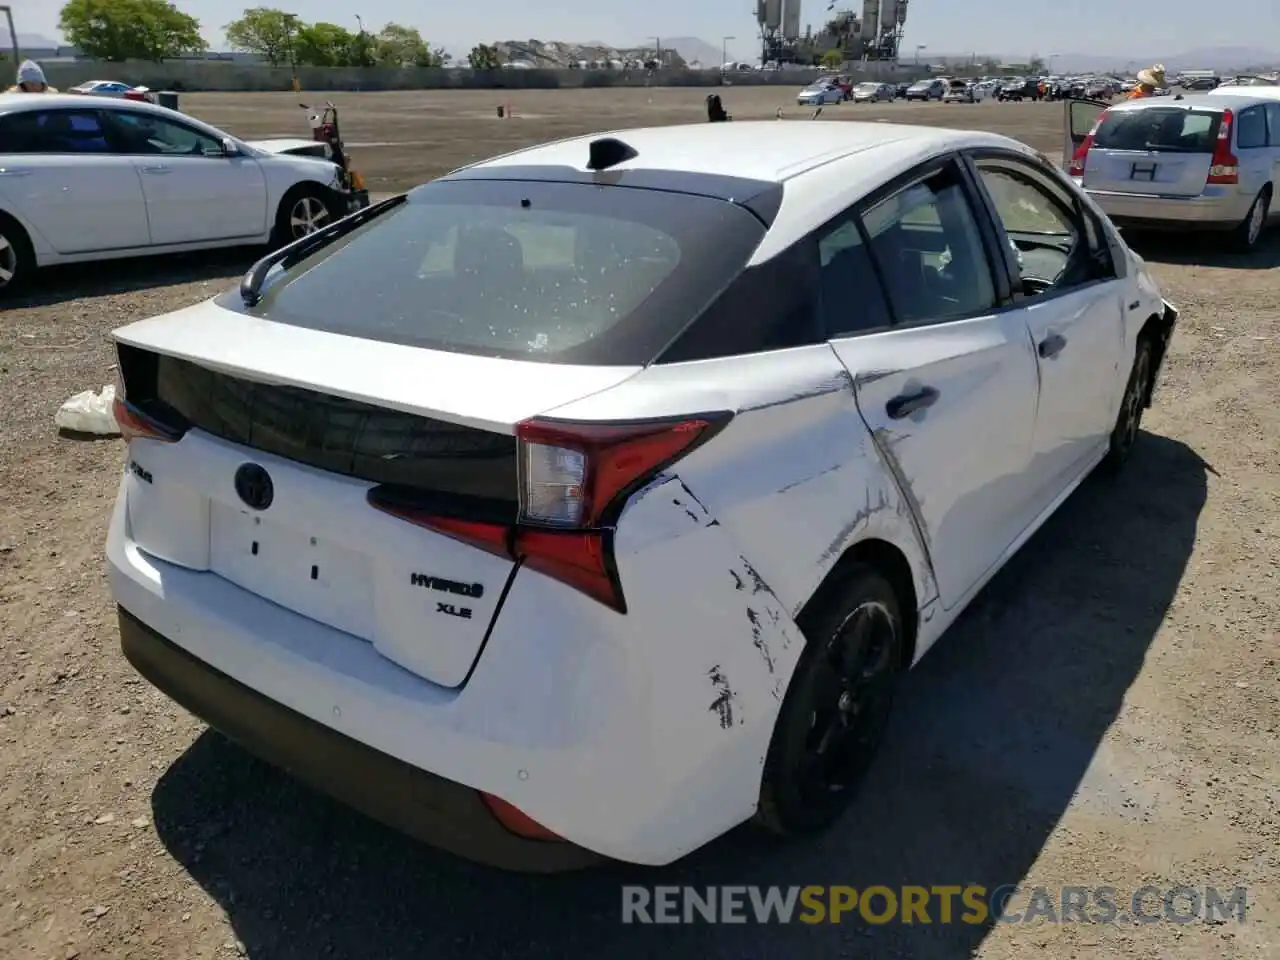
[1236,106,1267,148]
[817,218,891,336]
[860,169,996,324]
[0,109,111,154]
[976,162,1095,292]
[1268,104,1280,146]
[106,111,222,156]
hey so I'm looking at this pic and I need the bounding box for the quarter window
[1267,104,1280,147]
[860,166,996,325]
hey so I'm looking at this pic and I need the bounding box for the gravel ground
[0,91,1277,960]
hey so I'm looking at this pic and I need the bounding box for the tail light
[112,369,183,443]
[1067,110,1107,177]
[1207,108,1239,184]
[368,414,731,612]
[479,793,563,841]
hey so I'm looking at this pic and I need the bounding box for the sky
[17,0,1280,62]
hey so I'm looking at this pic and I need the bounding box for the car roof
[471,120,1021,186]
[1108,92,1274,111]
[0,92,178,114]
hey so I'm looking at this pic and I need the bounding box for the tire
[1103,336,1154,473]
[273,185,338,247]
[756,563,905,836]
[0,213,35,297]
[1230,188,1270,253]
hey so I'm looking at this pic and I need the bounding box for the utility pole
[0,6,19,65]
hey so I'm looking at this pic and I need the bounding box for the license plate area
[208,500,373,639]
[1130,161,1159,182]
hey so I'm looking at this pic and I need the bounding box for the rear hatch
[114,173,770,688]
[1084,104,1221,196]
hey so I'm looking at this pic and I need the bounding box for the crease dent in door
[867,424,934,565]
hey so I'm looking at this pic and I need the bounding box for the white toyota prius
[106,121,1177,871]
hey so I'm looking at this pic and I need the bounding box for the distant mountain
[649,37,724,67]
[17,33,63,50]
[927,46,1280,74]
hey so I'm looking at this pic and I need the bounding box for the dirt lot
[1,88,1278,960]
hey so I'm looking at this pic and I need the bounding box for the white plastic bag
[55,384,119,436]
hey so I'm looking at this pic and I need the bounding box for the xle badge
[437,602,472,620]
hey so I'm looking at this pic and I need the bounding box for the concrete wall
[38,60,920,94]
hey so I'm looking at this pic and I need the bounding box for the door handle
[1038,333,1067,359]
[141,165,172,174]
[886,386,940,419]
[1127,300,1141,311]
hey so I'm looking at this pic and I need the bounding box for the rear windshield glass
[1094,108,1222,153]
[224,179,768,365]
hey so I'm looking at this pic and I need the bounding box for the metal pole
[0,6,20,66]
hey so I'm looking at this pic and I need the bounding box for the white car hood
[112,299,643,434]
[244,138,329,157]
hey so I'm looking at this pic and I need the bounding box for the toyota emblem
[234,463,274,511]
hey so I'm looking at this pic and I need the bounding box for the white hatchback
[107,121,1177,871]
[0,94,367,294]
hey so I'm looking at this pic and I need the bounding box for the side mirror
[220,137,240,156]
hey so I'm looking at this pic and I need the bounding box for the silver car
[852,81,894,103]
[1064,93,1280,250]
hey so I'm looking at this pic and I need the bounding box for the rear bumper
[1085,187,1251,230]
[119,606,600,873]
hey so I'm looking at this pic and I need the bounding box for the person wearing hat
[1128,64,1165,99]
[6,59,58,93]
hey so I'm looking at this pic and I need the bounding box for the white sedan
[0,94,366,294]
[106,121,1176,870]
[797,81,846,105]
[67,80,152,100]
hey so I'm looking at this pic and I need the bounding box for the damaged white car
[0,94,367,294]
[106,122,1177,871]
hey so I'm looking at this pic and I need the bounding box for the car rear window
[226,178,769,365]
[1093,108,1222,153]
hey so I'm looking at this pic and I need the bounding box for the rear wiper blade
[240,193,408,306]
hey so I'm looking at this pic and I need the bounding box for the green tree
[820,48,843,68]
[375,23,443,67]
[59,0,205,62]
[224,7,296,66]
[468,43,500,70]
[294,22,355,66]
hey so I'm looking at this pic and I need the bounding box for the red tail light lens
[479,792,563,841]
[368,414,730,612]
[1207,108,1239,184]
[1068,110,1106,178]
[113,396,182,443]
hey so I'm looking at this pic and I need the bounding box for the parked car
[0,94,370,294]
[905,78,946,101]
[816,75,854,99]
[107,120,1177,871]
[998,78,1042,101]
[68,80,155,102]
[1210,77,1280,94]
[1064,92,1280,250]
[895,81,912,98]
[797,81,846,106]
[851,81,894,103]
[943,79,976,103]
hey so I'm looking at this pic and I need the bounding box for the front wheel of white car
[273,186,338,247]
[1103,337,1154,473]
[756,563,904,836]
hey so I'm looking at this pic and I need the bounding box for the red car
[815,75,854,100]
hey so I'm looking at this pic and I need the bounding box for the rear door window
[1267,103,1280,146]
[0,109,111,154]
[229,178,770,365]
[1093,108,1222,153]
[859,163,997,326]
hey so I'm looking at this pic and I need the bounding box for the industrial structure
[758,0,908,65]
